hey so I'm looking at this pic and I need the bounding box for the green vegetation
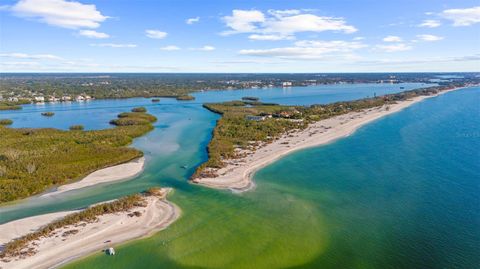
[0,119,13,126]
[0,109,157,203]
[131,106,147,112]
[0,100,29,110]
[69,125,84,131]
[151,98,160,102]
[193,84,461,178]
[176,95,195,101]
[193,101,308,178]
[110,111,157,126]
[0,194,147,259]
[41,112,55,117]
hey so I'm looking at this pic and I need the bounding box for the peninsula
[191,84,470,191]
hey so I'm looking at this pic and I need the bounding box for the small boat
[106,247,115,255]
[400,86,405,89]
[181,165,188,169]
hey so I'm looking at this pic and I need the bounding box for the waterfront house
[282,81,292,87]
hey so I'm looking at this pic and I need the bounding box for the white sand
[0,211,78,246]
[0,188,180,269]
[41,157,145,197]
[193,88,461,192]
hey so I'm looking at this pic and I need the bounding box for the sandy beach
[0,188,180,269]
[193,88,462,192]
[41,157,145,197]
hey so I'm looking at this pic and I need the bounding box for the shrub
[131,107,147,113]
[0,119,13,125]
[41,112,55,117]
[176,95,195,101]
[69,125,84,131]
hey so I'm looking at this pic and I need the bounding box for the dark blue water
[255,87,480,268]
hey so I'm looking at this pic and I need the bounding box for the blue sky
[0,0,479,72]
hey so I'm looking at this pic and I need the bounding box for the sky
[0,0,479,72]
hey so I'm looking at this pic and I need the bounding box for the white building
[34,96,45,102]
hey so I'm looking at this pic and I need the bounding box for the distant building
[282,81,292,87]
[34,96,45,102]
[62,96,72,101]
[76,95,85,101]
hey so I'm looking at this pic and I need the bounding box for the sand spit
[41,157,145,197]
[0,188,180,269]
[193,88,463,192]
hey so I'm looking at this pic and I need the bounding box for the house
[76,95,85,101]
[62,96,72,101]
[282,81,292,87]
[34,96,45,102]
[48,96,59,102]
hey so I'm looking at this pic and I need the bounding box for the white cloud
[267,9,301,17]
[353,37,365,41]
[376,43,412,52]
[160,45,180,51]
[222,9,357,38]
[190,45,215,51]
[222,10,265,34]
[78,30,109,39]
[145,29,168,39]
[416,34,444,41]
[0,52,62,60]
[11,0,108,29]
[186,17,200,24]
[382,35,402,42]
[239,40,366,60]
[90,43,137,48]
[248,34,294,41]
[441,6,480,26]
[263,13,357,35]
[418,19,441,28]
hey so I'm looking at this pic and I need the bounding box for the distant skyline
[0,0,479,72]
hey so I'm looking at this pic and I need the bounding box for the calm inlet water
[0,84,478,269]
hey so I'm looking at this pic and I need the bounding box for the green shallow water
[0,85,478,269]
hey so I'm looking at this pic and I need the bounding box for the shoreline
[192,87,465,192]
[41,157,145,198]
[0,188,180,269]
